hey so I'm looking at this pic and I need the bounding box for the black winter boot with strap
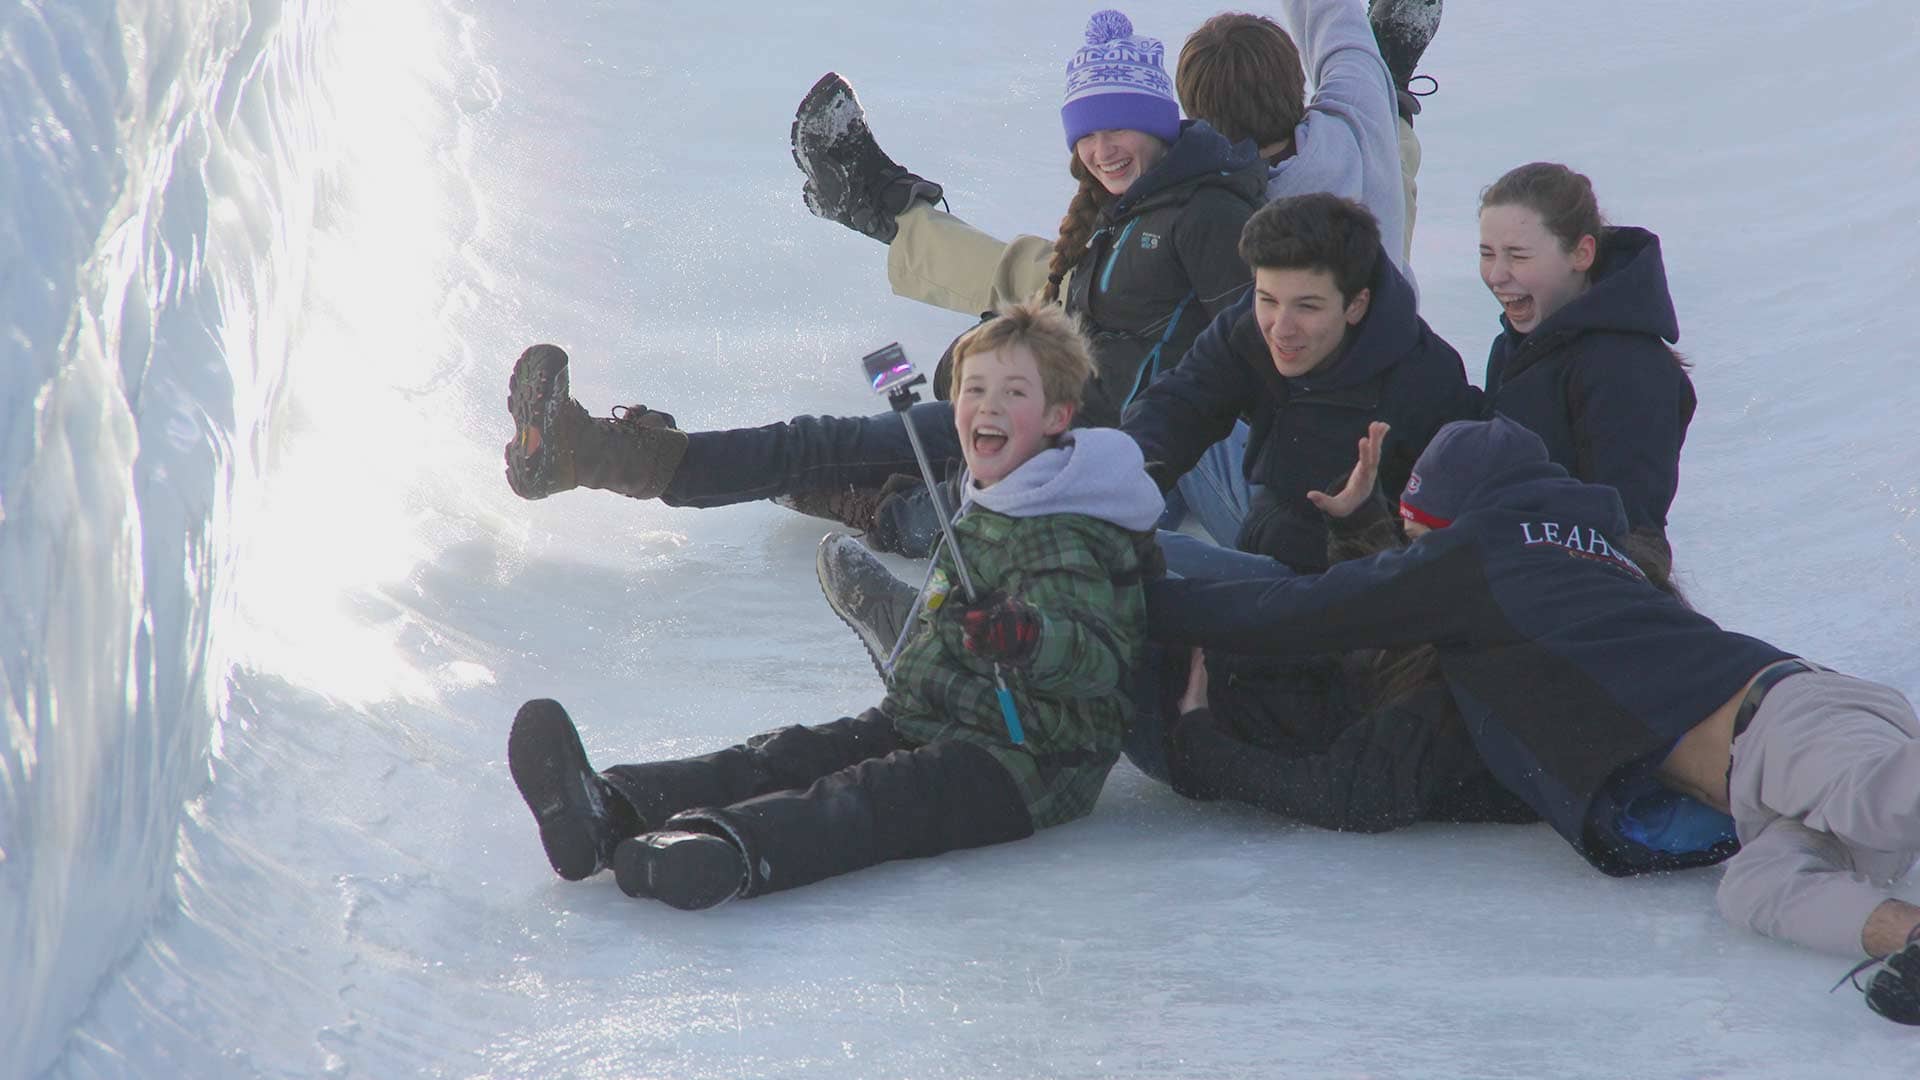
[508,699,646,880]
[1367,0,1442,121]
[505,344,688,500]
[791,73,944,245]
[1835,924,1920,1025]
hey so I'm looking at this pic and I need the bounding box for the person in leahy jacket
[1148,416,1920,1026]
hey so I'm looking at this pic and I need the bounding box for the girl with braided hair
[1014,8,1270,427]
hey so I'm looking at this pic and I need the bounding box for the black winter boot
[508,699,645,880]
[613,830,747,910]
[1837,927,1920,1025]
[815,532,919,678]
[1367,0,1442,119]
[505,344,688,500]
[791,73,943,244]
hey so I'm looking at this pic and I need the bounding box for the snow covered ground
[5,0,1918,1076]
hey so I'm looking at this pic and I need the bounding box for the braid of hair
[1043,155,1111,304]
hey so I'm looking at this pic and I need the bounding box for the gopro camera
[862,342,918,395]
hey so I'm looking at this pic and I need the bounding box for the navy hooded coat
[1122,251,1480,572]
[1483,226,1694,543]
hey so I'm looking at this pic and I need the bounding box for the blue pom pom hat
[1060,9,1182,150]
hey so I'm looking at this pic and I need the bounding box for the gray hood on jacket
[962,427,1163,533]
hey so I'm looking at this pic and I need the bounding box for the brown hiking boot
[773,485,891,533]
[505,344,689,500]
[772,471,926,535]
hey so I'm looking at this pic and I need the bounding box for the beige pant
[883,119,1425,315]
[1717,670,1920,956]
[885,205,1052,316]
[1398,116,1421,267]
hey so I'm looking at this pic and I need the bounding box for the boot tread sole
[506,345,572,499]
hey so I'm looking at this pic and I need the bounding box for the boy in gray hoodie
[507,301,1165,909]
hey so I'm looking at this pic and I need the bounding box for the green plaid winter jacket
[884,506,1159,829]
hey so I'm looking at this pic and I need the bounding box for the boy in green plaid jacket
[508,300,1166,909]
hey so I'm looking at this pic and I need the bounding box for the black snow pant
[1154,647,1538,833]
[600,709,1034,898]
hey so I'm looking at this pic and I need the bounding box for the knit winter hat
[1061,10,1182,150]
[1399,415,1550,529]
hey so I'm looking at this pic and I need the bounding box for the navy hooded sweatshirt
[1123,250,1480,572]
[1145,420,1790,876]
[1484,226,1695,541]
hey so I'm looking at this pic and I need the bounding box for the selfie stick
[870,347,1026,745]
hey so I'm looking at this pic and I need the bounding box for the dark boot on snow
[791,72,943,244]
[773,484,893,535]
[613,830,747,910]
[815,531,919,678]
[505,344,688,500]
[508,698,645,880]
[1837,928,1920,1025]
[1367,0,1442,119]
[775,473,936,556]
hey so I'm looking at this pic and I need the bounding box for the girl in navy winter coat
[1477,162,1695,572]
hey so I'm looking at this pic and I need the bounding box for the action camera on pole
[856,341,1025,745]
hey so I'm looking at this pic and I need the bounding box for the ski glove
[956,591,1042,667]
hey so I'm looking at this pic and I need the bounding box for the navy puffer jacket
[1484,226,1694,548]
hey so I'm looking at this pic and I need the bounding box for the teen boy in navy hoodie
[1147,416,1920,1025]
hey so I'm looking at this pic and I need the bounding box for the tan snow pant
[884,204,1052,316]
[1717,670,1920,957]
[882,117,1424,313]
[1399,115,1421,266]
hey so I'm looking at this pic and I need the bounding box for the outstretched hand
[1177,647,1209,715]
[1306,421,1390,519]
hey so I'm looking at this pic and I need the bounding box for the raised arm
[1148,525,1484,657]
[1274,0,1406,250]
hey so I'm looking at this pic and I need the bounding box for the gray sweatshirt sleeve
[1270,0,1412,283]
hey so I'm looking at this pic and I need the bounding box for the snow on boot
[1368,0,1442,117]
[505,344,688,500]
[613,831,746,910]
[816,531,919,679]
[791,72,943,244]
[508,698,643,881]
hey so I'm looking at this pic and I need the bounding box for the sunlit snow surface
[5,0,1919,1076]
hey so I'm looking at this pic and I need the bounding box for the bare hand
[1306,421,1389,519]
[1177,647,1209,715]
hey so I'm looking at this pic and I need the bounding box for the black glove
[956,591,1042,667]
